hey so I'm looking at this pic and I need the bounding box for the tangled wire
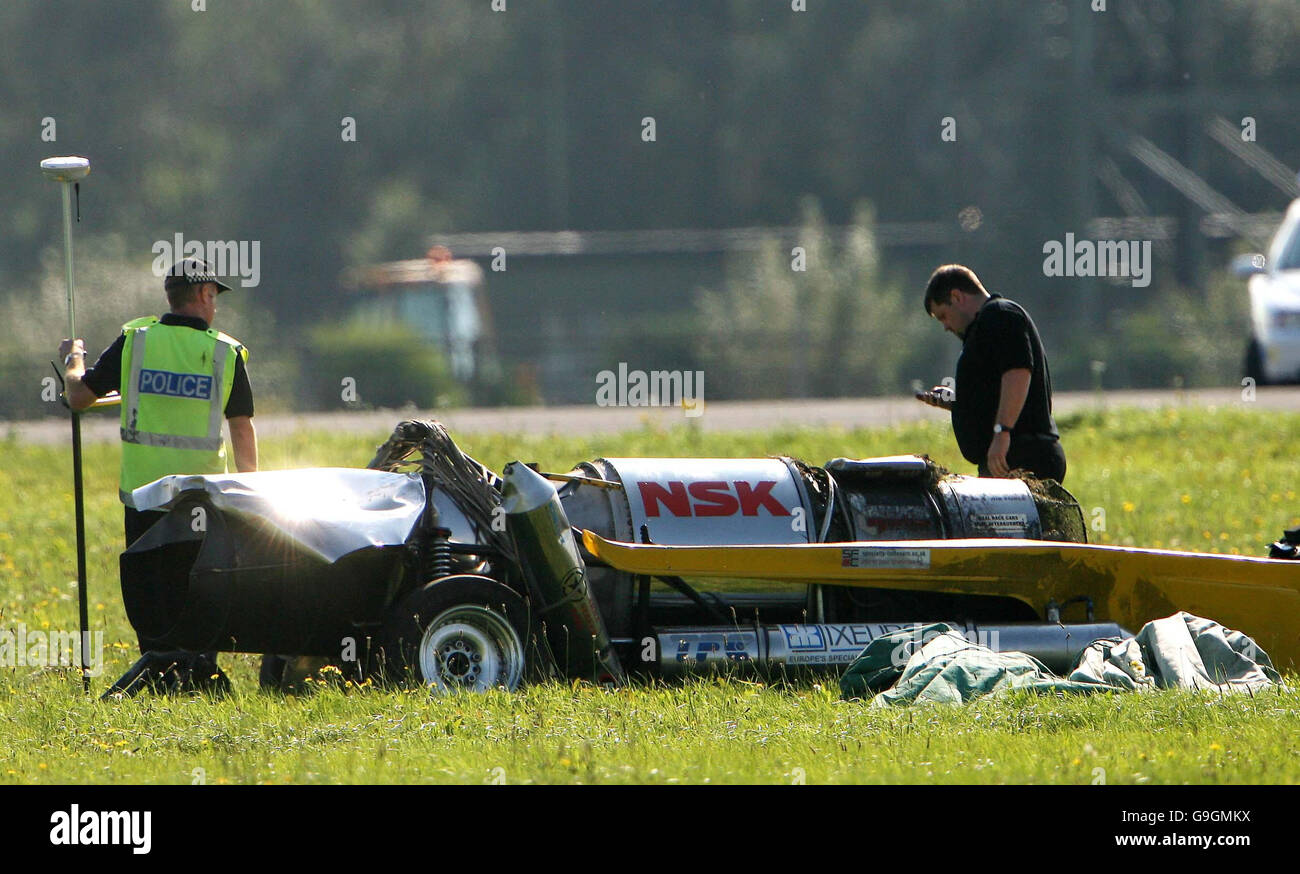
[367,420,517,567]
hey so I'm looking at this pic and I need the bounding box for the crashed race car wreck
[112,420,1300,694]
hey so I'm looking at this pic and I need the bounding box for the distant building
[340,247,492,382]
[425,224,957,403]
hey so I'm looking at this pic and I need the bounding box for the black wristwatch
[992,423,1010,435]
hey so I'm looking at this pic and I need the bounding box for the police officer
[59,257,258,693]
[917,264,1066,483]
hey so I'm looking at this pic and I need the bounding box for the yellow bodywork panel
[583,532,1300,670]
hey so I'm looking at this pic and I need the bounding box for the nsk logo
[638,480,789,517]
[138,369,213,400]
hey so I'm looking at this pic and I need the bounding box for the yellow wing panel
[583,533,1300,669]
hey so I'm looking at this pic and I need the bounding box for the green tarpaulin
[840,612,1282,706]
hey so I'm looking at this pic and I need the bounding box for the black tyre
[381,575,530,692]
[1246,338,1268,386]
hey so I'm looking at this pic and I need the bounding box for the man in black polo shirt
[917,264,1066,483]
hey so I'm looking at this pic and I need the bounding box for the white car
[1237,198,1300,385]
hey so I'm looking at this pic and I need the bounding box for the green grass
[1,404,1297,784]
[0,679,1294,784]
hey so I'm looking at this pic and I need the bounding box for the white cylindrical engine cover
[600,457,812,546]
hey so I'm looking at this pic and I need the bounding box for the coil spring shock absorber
[424,526,454,581]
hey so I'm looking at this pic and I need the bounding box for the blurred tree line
[2,0,1297,416]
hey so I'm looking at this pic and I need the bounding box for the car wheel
[381,575,530,692]
[1245,338,1268,386]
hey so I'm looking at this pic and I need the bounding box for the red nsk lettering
[639,481,689,517]
[639,480,790,517]
[688,481,738,516]
[735,480,788,516]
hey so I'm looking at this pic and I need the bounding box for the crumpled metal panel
[130,468,427,562]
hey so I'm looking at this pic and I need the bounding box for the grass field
[1,404,1297,784]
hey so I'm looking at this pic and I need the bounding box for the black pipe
[71,411,90,693]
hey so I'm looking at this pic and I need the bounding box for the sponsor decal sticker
[969,512,1027,534]
[840,547,930,569]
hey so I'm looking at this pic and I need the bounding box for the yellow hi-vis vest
[118,316,246,506]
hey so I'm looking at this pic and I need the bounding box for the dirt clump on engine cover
[1015,473,1088,543]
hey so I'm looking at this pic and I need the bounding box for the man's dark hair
[166,281,205,310]
[924,264,987,314]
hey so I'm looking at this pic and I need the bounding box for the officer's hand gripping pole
[41,156,93,693]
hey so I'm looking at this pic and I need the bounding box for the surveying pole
[41,155,93,693]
